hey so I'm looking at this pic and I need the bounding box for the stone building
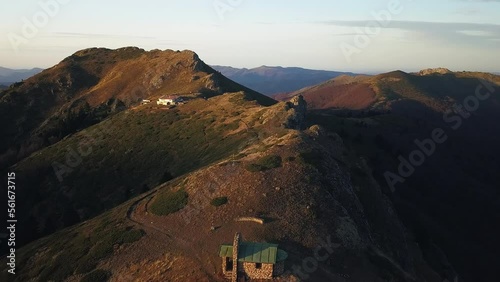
[219,233,288,281]
[157,95,184,106]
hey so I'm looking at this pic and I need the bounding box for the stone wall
[231,233,240,282]
[239,262,273,280]
[222,258,232,279]
[284,95,307,130]
[222,233,286,280]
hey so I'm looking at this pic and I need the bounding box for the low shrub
[245,163,265,172]
[150,189,189,216]
[211,197,228,207]
[121,229,145,244]
[246,155,282,172]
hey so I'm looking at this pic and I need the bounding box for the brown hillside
[276,70,500,114]
[0,47,274,169]
[3,103,442,281]
[275,75,376,110]
[6,91,277,252]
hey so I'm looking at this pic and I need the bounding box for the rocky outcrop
[283,95,307,129]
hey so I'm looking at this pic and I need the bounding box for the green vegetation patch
[211,196,228,207]
[13,103,255,242]
[121,228,145,244]
[74,226,144,275]
[11,212,145,282]
[150,189,189,216]
[246,155,282,172]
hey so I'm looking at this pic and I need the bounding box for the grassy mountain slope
[0,47,274,170]
[2,96,442,282]
[3,50,498,282]
[7,91,277,250]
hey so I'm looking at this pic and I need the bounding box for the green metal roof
[219,242,288,264]
[219,244,233,258]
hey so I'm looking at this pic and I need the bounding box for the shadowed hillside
[288,69,500,282]
[1,93,442,282]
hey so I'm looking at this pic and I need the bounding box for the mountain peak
[0,46,274,168]
[71,46,143,58]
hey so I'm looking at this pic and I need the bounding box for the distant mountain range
[0,66,43,85]
[211,65,357,95]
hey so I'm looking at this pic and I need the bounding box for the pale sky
[1,0,499,73]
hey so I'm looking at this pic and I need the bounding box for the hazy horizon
[1,58,498,77]
[2,0,500,73]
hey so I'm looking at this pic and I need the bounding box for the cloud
[453,7,482,15]
[457,30,493,36]
[323,20,500,32]
[322,20,500,45]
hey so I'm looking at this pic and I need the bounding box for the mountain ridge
[2,47,499,282]
[0,47,275,170]
[0,66,43,85]
[212,65,358,95]
[1,95,443,281]
[285,69,500,282]
[276,69,500,111]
